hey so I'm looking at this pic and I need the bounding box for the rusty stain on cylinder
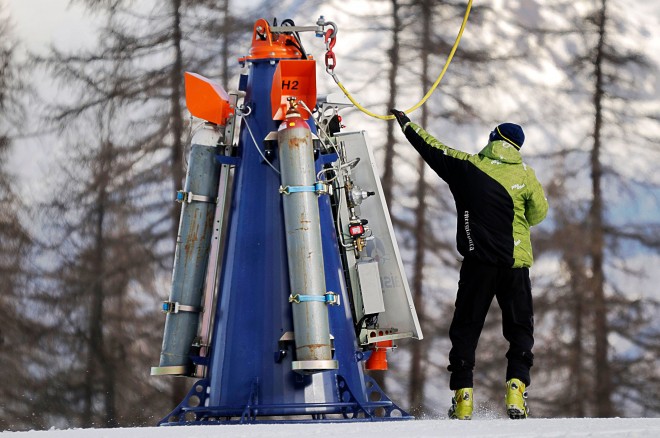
[288,136,307,149]
[297,212,311,231]
[184,212,200,262]
[204,207,215,231]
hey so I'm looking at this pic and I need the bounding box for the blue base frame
[158,375,413,425]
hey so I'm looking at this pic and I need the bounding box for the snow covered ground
[2,418,659,438]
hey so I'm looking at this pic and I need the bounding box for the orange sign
[271,60,317,120]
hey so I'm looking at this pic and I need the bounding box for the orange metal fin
[184,72,233,125]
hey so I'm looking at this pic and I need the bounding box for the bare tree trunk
[367,0,403,394]
[171,0,185,237]
[169,0,189,408]
[408,0,432,417]
[567,253,587,417]
[83,138,111,427]
[97,140,118,428]
[408,159,428,415]
[590,0,613,418]
[220,0,230,89]
[381,0,401,207]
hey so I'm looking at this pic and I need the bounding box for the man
[390,109,548,420]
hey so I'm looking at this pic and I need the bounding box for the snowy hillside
[3,418,660,438]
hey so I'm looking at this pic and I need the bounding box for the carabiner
[324,28,337,51]
[324,29,337,72]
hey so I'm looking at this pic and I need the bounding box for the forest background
[1,0,659,430]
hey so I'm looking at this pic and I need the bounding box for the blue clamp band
[161,301,201,314]
[176,190,215,204]
[289,292,340,306]
[279,181,330,195]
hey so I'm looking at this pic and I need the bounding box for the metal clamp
[162,301,201,314]
[176,190,216,204]
[288,292,340,306]
[279,181,330,196]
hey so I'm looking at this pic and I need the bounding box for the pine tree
[31,99,171,427]
[508,0,660,417]
[380,0,402,207]
[28,0,273,427]
[0,5,37,431]
[574,0,659,417]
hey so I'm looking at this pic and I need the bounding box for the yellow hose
[332,0,473,120]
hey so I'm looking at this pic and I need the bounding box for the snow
[2,419,660,438]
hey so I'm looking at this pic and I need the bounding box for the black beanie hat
[489,123,525,150]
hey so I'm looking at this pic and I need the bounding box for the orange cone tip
[365,340,393,371]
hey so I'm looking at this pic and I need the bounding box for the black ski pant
[447,257,534,390]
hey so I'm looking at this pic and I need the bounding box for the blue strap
[283,185,316,194]
[289,292,340,305]
[161,301,201,314]
[176,190,215,204]
[280,182,329,195]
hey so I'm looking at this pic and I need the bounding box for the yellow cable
[332,0,473,121]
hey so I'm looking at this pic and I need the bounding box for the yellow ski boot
[505,378,529,419]
[448,388,473,420]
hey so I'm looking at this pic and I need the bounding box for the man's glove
[390,109,410,130]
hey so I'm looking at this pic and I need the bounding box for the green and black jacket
[404,122,548,268]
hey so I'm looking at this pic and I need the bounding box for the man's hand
[390,108,410,130]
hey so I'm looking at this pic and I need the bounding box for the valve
[348,218,368,238]
[348,218,369,254]
[349,185,375,207]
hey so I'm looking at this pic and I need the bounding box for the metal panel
[356,261,386,315]
[334,131,423,342]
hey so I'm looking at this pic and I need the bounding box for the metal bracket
[279,181,330,196]
[358,328,413,346]
[288,291,340,306]
[176,190,216,204]
[269,25,321,34]
[162,301,201,314]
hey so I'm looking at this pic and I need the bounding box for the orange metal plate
[184,72,233,125]
[271,60,317,120]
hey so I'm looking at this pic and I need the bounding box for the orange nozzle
[184,72,233,125]
[365,340,393,371]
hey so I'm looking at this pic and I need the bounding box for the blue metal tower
[151,18,422,424]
